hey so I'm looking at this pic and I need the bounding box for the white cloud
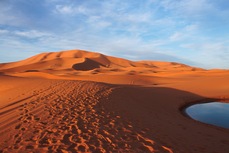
[169,24,199,41]
[121,13,152,23]
[161,0,214,16]
[181,41,229,68]
[55,5,74,14]
[0,29,9,34]
[87,16,112,29]
[55,4,88,15]
[169,32,183,41]
[56,5,73,14]
[14,30,51,38]
[95,21,112,29]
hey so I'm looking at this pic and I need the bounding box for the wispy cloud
[14,30,51,38]
[0,29,9,34]
[181,40,229,68]
[160,0,214,17]
[169,24,199,41]
[55,4,87,15]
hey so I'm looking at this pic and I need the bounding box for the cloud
[160,0,229,29]
[87,16,112,29]
[55,4,88,15]
[0,29,9,34]
[54,2,95,16]
[14,30,51,38]
[0,36,44,63]
[181,40,229,68]
[160,0,214,16]
[169,24,199,41]
[55,5,74,14]
[0,28,52,39]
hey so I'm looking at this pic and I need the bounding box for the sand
[0,50,229,153]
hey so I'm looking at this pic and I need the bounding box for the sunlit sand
[0,50,229,152]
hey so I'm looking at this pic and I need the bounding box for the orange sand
[0,50,229,152]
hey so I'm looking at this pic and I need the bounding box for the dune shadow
[25,70,40,72]
[97,85,229,152]
[72,58,104,71]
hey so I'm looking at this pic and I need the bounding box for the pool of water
[185,102,229,129]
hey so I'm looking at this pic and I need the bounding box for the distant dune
[0,49,205,84]
[0,49,203,72]
[0,50,229,152]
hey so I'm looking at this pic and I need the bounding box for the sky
[0,0,229,69]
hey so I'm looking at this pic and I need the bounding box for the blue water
[185,102,229,129]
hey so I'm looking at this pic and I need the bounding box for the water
[185,102,229,129]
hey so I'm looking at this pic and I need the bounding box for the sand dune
[0,49,207,85]
[0,49,200,74]
[0,50,229,152]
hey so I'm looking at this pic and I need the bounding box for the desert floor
[0,50,229,153]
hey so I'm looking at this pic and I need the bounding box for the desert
[0,50,229,153]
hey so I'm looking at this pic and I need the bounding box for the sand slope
[0,50,229,153]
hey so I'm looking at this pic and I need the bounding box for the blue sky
[0,0,228,69]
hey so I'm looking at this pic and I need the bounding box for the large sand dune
[0,50,229,152]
